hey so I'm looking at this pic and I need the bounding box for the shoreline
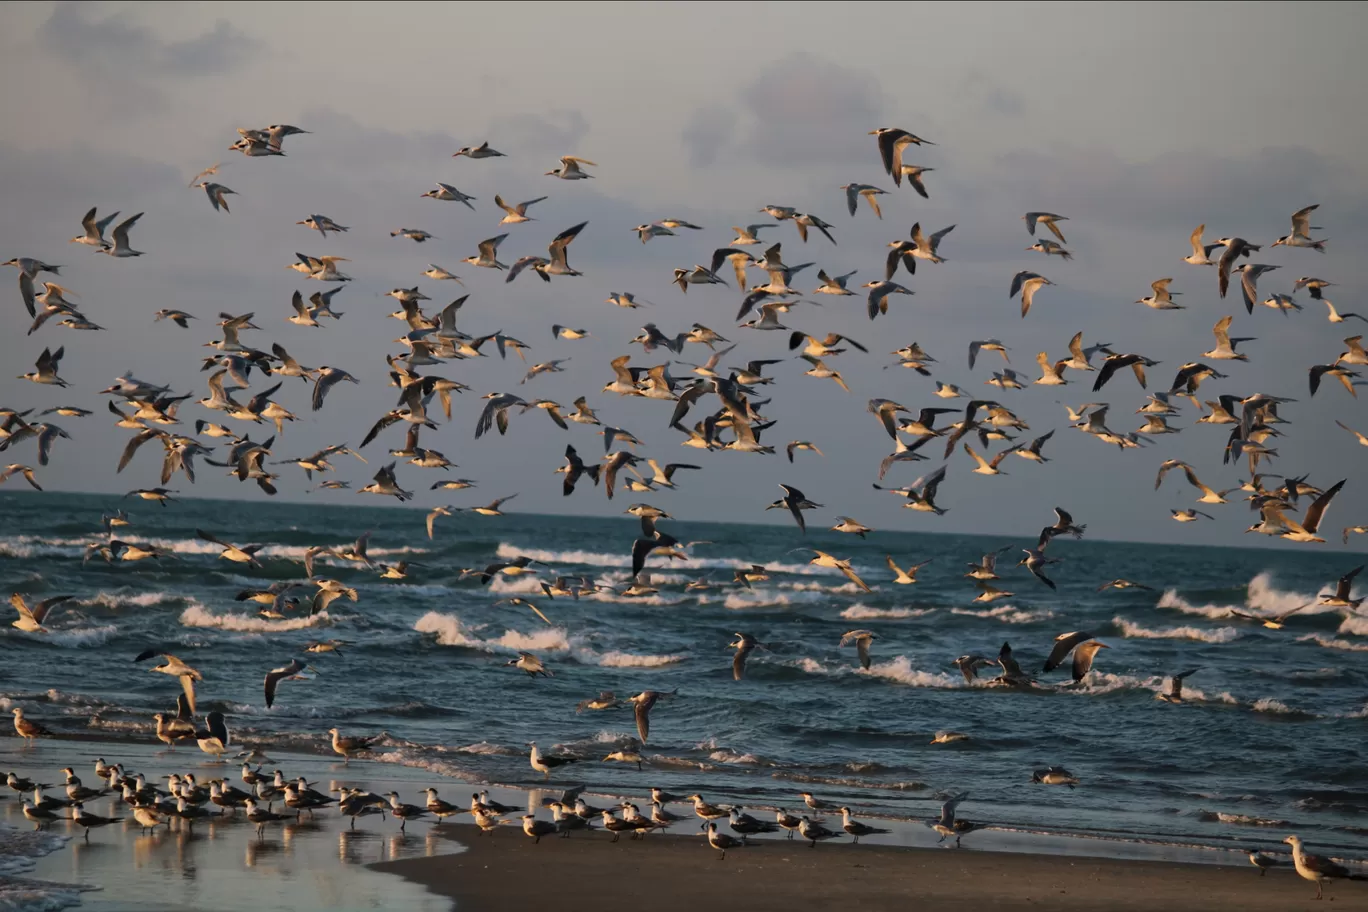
[372,827,1368,911]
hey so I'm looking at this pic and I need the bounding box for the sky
[1,1,1366,549]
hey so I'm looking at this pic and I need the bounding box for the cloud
[37,2,259,82]
[679,53,884,170]
[487,110,591,159]
[680,106,737,169]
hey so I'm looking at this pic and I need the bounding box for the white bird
[1283,835,1365,900]
[546,156,596,179]
[195,181,237,213]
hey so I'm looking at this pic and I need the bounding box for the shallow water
[3,488,1367,877]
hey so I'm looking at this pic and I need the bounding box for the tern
[768,483,822,533]
[730,632,761,680]
[1183,224,1222,265]
[839,630,877,669]
[1011,271,1054,318]
[1271,204,1328,251]
[1136,277,1183,310]
[421,182,477,208]
[842,183,888,218]
[1023,212,1068,243]
[871,128,934,186]
[546,155,596,179]
[195,181,237,213]
[452,142,504,159]
[97,213,144,257]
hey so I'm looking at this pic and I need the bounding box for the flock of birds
[2,121,1366,898]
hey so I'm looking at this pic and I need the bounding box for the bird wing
[1301,479,1345,533]
[634,700,651,743]
[1043,631,1092,672]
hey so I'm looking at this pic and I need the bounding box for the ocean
[3,488,1366,861]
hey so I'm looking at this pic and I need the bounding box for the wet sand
[376,829,1368,912]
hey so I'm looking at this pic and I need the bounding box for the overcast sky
[1,2,1366,548]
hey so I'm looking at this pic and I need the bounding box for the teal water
[3,489,1366,860]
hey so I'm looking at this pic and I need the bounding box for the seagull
[1157,668,1201,704]
[1011,271,1053,318]
[930,793,977,847]
[135,654,203,718]
[11,707,52,746]
[1031,767,1079,788]
[1283,835,1366,900]
[529,742,576,779]
[261,658,317,709]
[839,630,876,669]
[730,632,761,680]
[0,464,42,491]
[328,728,379,764]
[8,593,72,633]
[545,155,596,179]
[1023,212,1068,243]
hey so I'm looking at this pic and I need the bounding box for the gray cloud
[679,53,884,171]
[37,2,259,77]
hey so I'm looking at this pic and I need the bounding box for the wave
[1197,811,1291,827]
[708,749,770,766]
[79,590,183,610]
[595,650,685,668]
[1336,615,1368,636]
[841,605,936,619]
[179,603,331,631]
[1158,572,1323,622]
[13,625,119,648]
[1298,633,1368,653]
[1250,698,1307,716]
[860,657,965,689]
[1112,617,1240,643]
[495,542,828,576]
[951,604,1055,624]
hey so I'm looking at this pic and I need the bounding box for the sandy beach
[377,831,1368,912]
[4,733,1367,911]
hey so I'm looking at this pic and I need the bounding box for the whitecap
[179,603,330,632]
[1112,616,1240,643]
[841,605,936,619]
[859,656,963,689]
[1299,633,1368,652]
[951,604,1055,624]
